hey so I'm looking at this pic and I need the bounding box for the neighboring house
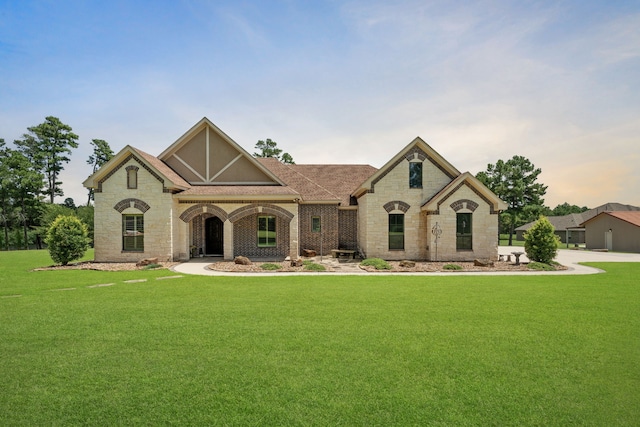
[581,211,640,253]
[515,203,640,244]
[83,117,507,263]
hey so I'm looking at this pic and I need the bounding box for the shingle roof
[131,147,191,190]
[177,185,299,197]
[258,158,378,206]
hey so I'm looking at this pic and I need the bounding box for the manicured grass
[1,250,639,425]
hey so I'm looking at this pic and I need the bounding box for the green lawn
[1,250,639,425]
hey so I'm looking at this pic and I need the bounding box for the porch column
[289,214,299,259]
[223,220,234,260]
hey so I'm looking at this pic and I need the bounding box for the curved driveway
[172,246,640,277]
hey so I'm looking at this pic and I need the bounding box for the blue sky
[1,0,639,208]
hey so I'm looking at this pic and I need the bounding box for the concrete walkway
[171,246,640,277]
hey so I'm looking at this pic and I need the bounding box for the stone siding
[359,156,450,260]
[426,185,499,261]
[94,158,175,262]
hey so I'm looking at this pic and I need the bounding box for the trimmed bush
[45,215,89,266]
[443,264,463,270]
[524,216,560,264]
[260,263,282,271]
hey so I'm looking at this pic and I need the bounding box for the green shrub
[360,258,392,270]
[260,263,282,271]
[45,215,89,266]
[143,263,162,270]
[443,264,463,270]
[303,261,326,271]
[524,216,560,264]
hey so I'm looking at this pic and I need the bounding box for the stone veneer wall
[426,184,499,261]
[94,157,175,262]
[298,204,339,255]
[359,156,451,260]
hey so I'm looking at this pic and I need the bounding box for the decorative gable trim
[426,182,499,215]
[450,199,479,212]
[383,201,411,213]
[96,153,169,193]
[369,146,456,194]
[114,198,150,213]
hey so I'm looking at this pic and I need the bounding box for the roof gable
[582,211,640,228]
[421,172,508,214]
[83,145,190,192]
[159,117,283,186]
[353,137,460,197]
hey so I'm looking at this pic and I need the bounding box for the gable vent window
[409,162,422,188]
[127,166,139,189]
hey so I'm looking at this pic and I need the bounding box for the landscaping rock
[474,259,494,267]
[234,256,252,265]
[302,249,317,257]
[290,258,304,267]
[399,260,416,268]
[136,257,158,267]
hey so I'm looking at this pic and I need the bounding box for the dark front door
[205,217,224,255]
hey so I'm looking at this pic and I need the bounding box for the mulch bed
[209,259,567,273]
[34,259,567,273]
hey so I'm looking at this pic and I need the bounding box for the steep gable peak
[158,117,284,186]
[353,137,461,197]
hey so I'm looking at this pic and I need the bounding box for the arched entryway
[205,216,224,256]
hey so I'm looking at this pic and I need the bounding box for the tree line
[0,116,114,250]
